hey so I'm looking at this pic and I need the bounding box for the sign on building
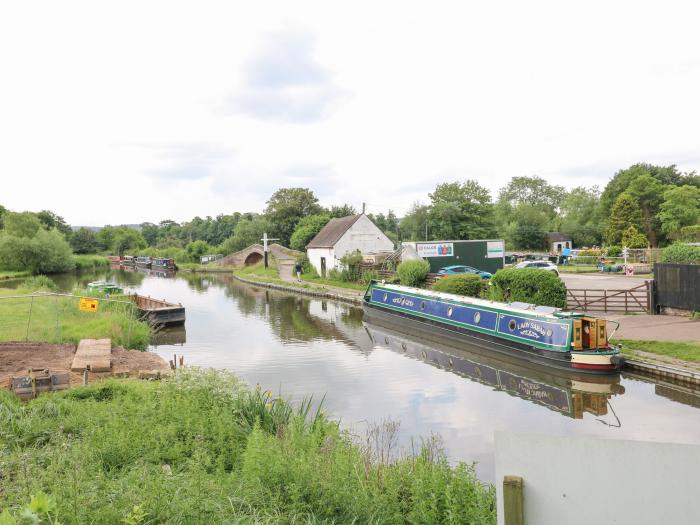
[486,241,505,258]
[416,242,454,257]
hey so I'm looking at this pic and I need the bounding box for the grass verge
[613,339,700,364]
[72,254,110,271]
[0,370,495,524]
[301,275,367,291]
[0,285,150,350]
[0,270,31,280]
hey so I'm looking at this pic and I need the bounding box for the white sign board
[486,241,505,259]
[416,242,454,257]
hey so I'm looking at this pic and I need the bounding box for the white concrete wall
[334,215,394,263]
[495,432,700,525]
[307,247,334,276]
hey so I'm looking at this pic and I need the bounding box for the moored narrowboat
[152,258,177,271]
[363,281,623,374]
[121,256,135,267]
[135,256,152,269]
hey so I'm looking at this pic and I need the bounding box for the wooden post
[503,475,524,525]
[173,353,177,369]
[83,370,88,385]
[603,290,607,312]
[583,289,587,311]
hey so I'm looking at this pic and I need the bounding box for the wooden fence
[566,282,651,313]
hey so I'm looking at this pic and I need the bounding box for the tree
[625,173,665,246]
[428,180,494,240]
[605,193,644,245]
[508,205,551,250]
[0,229,74,274]
[111,228,147,255]
[220,215,272,254]
[140,222,160,246]
[328,204,357,218]
[264,188,323,246]
[70,227,99,254]
[657,185,700,239]
[496,176,566,213]
[36,210,72,237]
[185,240,212,262]
[290,214,331,251]
[3,212,42,238]
[0,204,7,229]
[559,186,601,247]
[398,203,431,241]
[621,226,648,248]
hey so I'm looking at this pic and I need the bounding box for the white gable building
[306,214,394,277]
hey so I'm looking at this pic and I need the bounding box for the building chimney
[362,202,366,214]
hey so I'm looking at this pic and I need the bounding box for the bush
[662,243,700,264]
[432,274,485,297]
[577,249,602,257]
[678,225,700,243]
[339,250,363,282]
[605,245,622,257]
[396,259,431,287]
[22,275,58,291]
[360,269,379,284]
[0,230,75,274]
[490,268,566,308]
[297,255,319,278]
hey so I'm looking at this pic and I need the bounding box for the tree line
[1,162,698,275]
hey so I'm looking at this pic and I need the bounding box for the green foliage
[396,259,431,286]
[70,227,99,254]
[22,275,58,291]
[360,269,379,284]
[605,193,643,245]
[398,203,431,241]
[73,254,110,270]
[605,245,622,257]
[265,187,323,246]
[577,248,603,256]
[657,185,700,238]
[3,211,42,238]
[432,274,485,297]
[678,224,700,243]
[0,370,495,524]
[185,239,212,262]
[36,209,72,237]
[112,228,147,256]
[289,214,330,251]
[220,215,271,254]
[297,255,319,277]
[428,180,494,240]
[621,226,648,249]
[559,186,601,247]
[338,250,364,282]
[0,229,75,274]
[490,268,566,308]
[661,243,700,264]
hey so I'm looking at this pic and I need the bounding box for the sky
[1,0,700,226]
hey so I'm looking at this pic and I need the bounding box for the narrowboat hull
[363,282,622,375]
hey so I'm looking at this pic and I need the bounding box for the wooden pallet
[71,338,111,372]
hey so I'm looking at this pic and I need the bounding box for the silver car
[514,260,560,276]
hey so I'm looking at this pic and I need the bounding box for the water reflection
[364,319,624,421]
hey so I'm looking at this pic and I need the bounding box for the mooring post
[173,353,177,369]
[25,296,35,342]
[503,475,524,525]
[54,294,61,342]
[83,370,88,385]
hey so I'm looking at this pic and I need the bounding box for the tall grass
[0,369,495,524]
[72,254,110,271]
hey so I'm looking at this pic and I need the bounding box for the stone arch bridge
[216,243,302,268]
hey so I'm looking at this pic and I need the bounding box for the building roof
[306,214,363,248]
[547,232,571,242]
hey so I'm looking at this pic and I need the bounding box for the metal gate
[566,282,651,313]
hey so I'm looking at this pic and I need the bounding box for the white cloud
[1,0,699,225]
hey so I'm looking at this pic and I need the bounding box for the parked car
[514,260,560,276]
[436,265,492,279]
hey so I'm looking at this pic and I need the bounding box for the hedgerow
[396,259,431,286]
[490,268,566,308]
[432,274,485,297]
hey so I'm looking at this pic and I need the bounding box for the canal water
[12,269,700,482]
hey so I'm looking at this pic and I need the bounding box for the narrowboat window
[420,301,426,310]
[474,312,481,324]
[546,329,553,337]
[421,350,427,359]
[508,319,516,331]
[448,358,454,368]
[384,337,389,345]
[447,307,453,317]
[383,293,388,302]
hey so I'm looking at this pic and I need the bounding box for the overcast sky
[2,1,699,226]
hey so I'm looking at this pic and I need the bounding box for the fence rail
[566,282,651,313]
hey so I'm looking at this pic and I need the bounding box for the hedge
[490,268,566,308]
[396,259,431,287]
[661,243,700,264]
[432,274,485,297]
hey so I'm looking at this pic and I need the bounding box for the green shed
[403,240,505,274]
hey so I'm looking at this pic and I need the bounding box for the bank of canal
[5,268,700,483]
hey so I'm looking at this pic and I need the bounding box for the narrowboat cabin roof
[371,282,581,320]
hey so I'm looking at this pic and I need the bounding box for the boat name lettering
[516,321,548,338]
[392,296,415,307]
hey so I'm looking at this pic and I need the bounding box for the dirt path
[0,342,169,391]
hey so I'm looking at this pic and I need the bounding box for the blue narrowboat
[135,256,152,269]
[363,281,623,374]
[152,258,177,271]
